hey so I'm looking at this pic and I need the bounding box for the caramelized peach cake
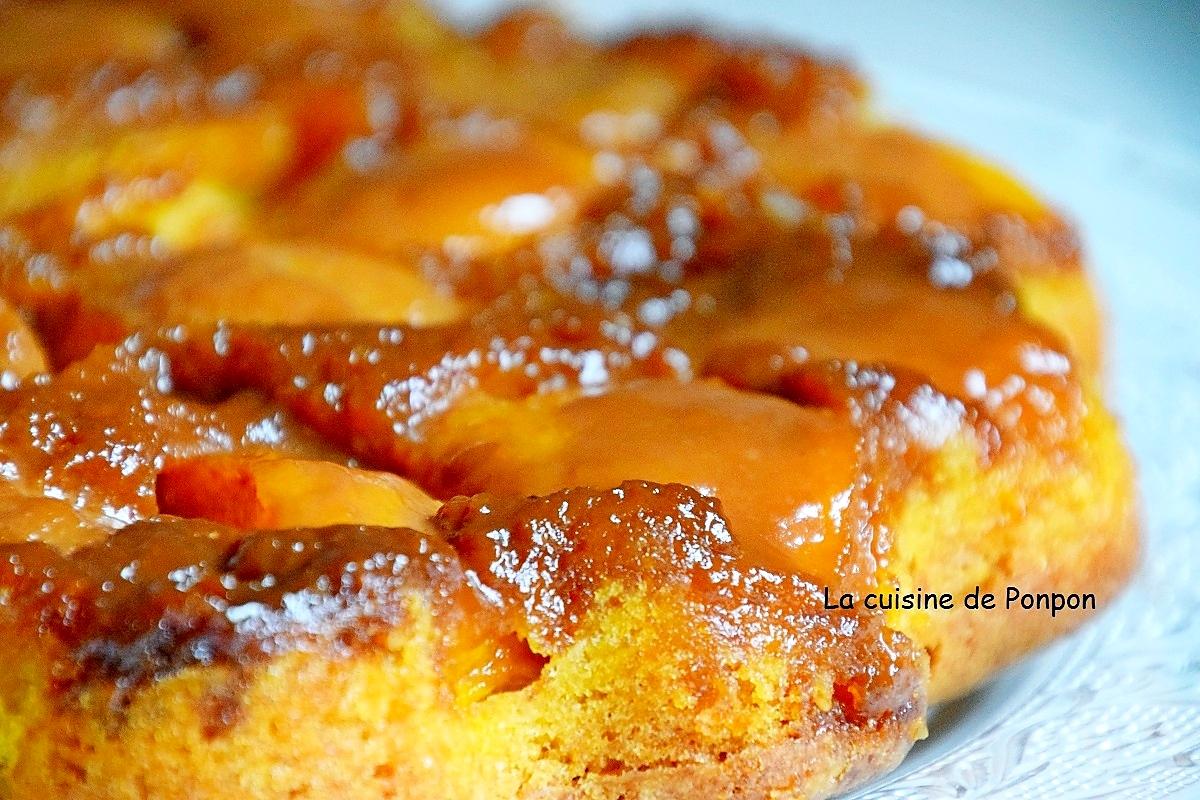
[0,1,1138,798]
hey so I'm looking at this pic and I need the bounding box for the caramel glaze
[0,0,1093,725]
[0,340,339,536]
[0,519,535,706]
[117,212,1082,591]
[439,481,922,727]
[685,225,1086,451]
[153,296,688,474]
[0,7,870,366]
[0,480,920,733]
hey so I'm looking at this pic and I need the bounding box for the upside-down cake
[0,2,1137,798]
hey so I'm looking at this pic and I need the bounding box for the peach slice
[156,456,440,532]
[73,178,249,254]
[293,130,596,260]
[0,109,293,217]
[135,239,467,327]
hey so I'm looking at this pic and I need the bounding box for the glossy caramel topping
[440,480,920,724]
[0,342,335,530]
[0,480,919,730]
[428,379,871,587]
[0,519,530,701]
[148,300,686,479]
[753,125,1083,277]
[441,480,787,651]
[682,226,1086,448]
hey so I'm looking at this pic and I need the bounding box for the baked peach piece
[156,454,440,531]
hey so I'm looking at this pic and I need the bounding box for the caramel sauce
[0,479,918,728]
[430,379,871,588]
[439,480,920,724]
[0,519,529,702]
[0,343,338,533]
[150,298,687,476]
[683,226,1086,449]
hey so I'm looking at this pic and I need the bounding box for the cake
[0,1,1138,798]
